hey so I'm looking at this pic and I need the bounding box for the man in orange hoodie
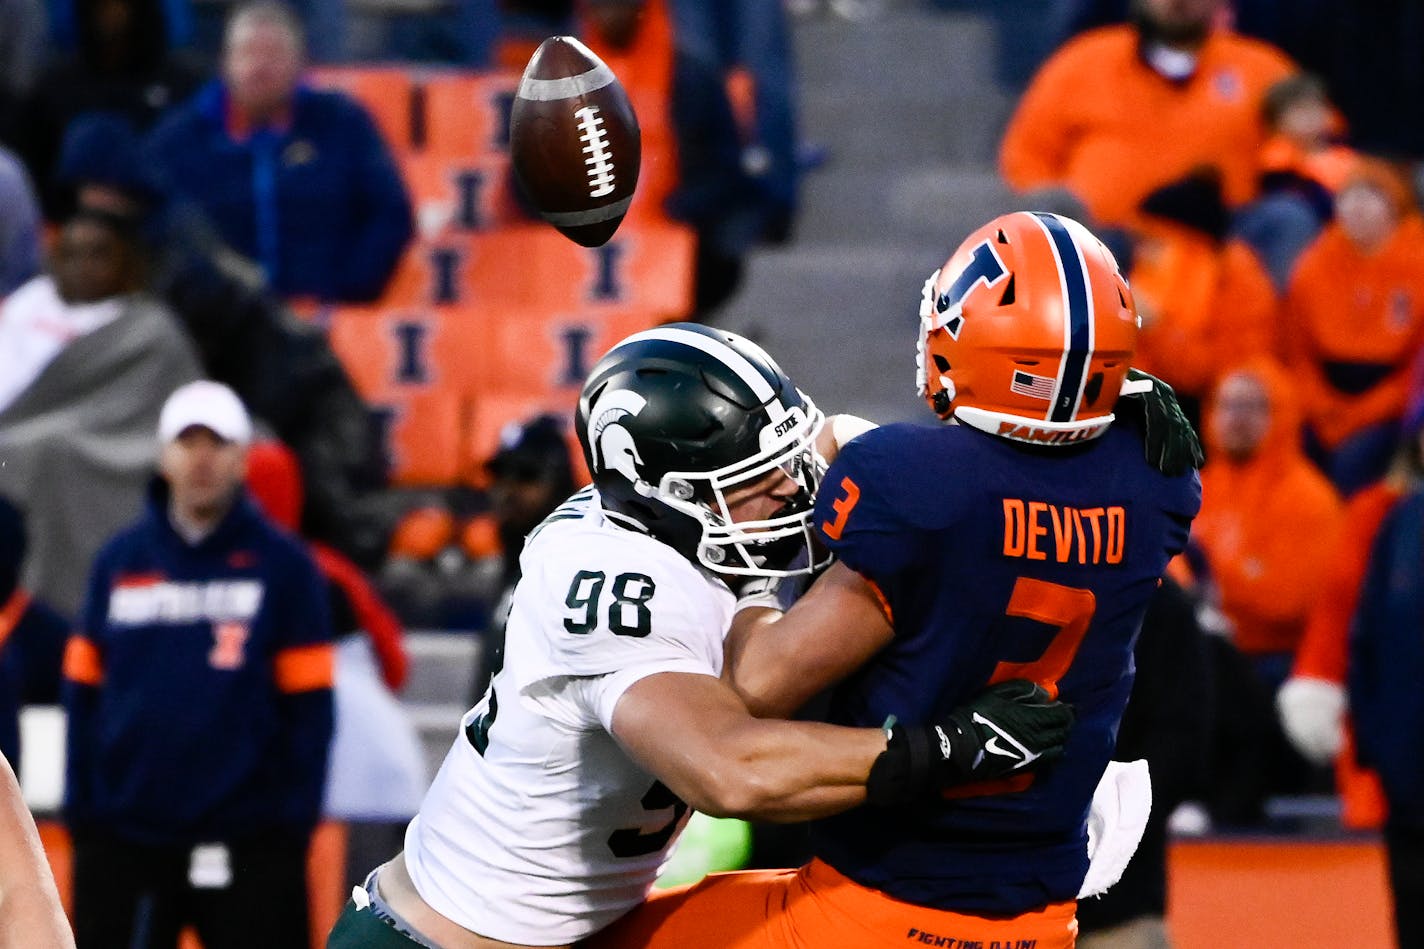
[1284,159,1424,495]
[1189,357,1344,801]
[1126,171,1280,426]
[1192,358,1344,686]
[999,0,1296,229]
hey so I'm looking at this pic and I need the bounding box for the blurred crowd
[996,1,1424,943]
[1,0,1423,946]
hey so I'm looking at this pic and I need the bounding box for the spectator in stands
[0,145,41,296]
[1258,73,1357,207]
[1053,0,1424,169]
[0,496,69,779]
[0,208,201,616]
[999,0,1296,230]
[147,1,414,304]
[1237,72,1356,290]
[465,414,578,698]
[577,0,800,316]
[1192,357,1344,691]
[63,381,333,949]
[1284,158,1424,495]
[59,112,394,569]
[14,0,202,218]
[666,0,801,243]
[1347,395,1424,949]
[0,754,75,949]
[245,439,426,888]
[1127,171,1280,426]
[1078,576,1213,948]
[1183,358,1342,807]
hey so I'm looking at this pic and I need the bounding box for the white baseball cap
[158,380,253,445]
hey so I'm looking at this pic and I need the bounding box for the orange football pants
[582,859,1078,949]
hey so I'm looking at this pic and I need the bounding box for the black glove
[865,680,1075,806]
[1115,368,1204,477]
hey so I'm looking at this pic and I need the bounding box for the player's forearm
[724,608,816,719]
[727,563,894,719]
[0,765,74,949]
[0,881,75,949]
[689,719,883,823]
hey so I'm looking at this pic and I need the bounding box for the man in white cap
[62,380,335,949]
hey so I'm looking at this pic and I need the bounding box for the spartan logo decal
[589,388,648,484]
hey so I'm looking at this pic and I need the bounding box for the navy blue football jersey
[808,421,1200,914]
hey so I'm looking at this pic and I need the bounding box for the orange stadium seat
[479,306,659,397]
[306,65,417,154]
[370,237,501,308]
[399,151,527,238]
[326,303,488,486]
[421,69,522,159]
[456,223,695,318]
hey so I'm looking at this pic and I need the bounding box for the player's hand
[731,548,827,613]
[1115,368,1204,477]
[865,680,1074,806]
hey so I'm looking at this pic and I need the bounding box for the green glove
[1116,368,1204,477]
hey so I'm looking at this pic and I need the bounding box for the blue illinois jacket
[1349,489,1424,828]
[810,421,1200,915]
[146,81,414,303]
[63,489,334,845]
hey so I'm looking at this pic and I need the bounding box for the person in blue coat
[147,1,413,304]
[63,380,334,949]
[1349,401,1424,949]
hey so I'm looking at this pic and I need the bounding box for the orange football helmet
[917,211,1139,446]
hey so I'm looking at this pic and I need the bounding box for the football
[510,36,641,248]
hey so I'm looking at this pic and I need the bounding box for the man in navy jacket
[63,380,334,949]
[146,1,413,304]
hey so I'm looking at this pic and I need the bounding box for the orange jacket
[1194,357,1344,656]
[999,25,1296,227]
[1290,482,1404,830]
[1284,214,1424,448]
[1129,224,1280,400]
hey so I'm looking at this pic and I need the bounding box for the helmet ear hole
[1084,372,1104,405]
[998,274,1016,306]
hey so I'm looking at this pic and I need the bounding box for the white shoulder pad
[510,517,734,684]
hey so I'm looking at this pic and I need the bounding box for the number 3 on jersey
[564,570,657,637]
[820,476,861,541]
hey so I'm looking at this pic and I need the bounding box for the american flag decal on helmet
[1010,370,1055,401]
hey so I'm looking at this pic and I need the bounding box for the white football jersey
[404,488,736,944]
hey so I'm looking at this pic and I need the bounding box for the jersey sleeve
[813,426,942,584]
